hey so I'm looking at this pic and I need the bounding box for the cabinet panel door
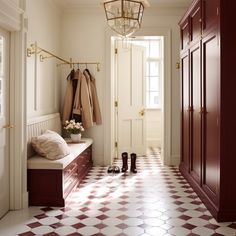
[180,18,190,50]
[202,31,220,202]
[190,43,201,184]
[190,0,202,43]
[181,52,190,171]
[202,0,219,33]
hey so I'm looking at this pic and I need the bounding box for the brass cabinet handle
[198,108,209,114]
[3,124,14,129]
[198,107,204,114]
[187,106,193,112]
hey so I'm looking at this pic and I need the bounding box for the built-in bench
[27,113,93,207]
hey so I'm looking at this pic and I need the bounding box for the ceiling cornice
[51,0,191,13]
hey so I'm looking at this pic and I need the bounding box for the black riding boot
[121,152,128,172]
[130,153,137,173]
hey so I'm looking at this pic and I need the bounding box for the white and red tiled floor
[1,148,236,236]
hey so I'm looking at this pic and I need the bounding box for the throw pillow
[31,130,70,160]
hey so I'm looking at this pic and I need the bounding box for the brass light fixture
[102,0,150,37]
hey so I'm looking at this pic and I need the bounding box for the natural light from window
[132,37,164,109]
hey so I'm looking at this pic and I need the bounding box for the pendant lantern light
[102,0,150,37]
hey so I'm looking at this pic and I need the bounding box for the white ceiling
[53,0,192,9]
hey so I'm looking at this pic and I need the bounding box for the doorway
[104,28,171,166]
[113,37,164,159]
[0,27,10,218]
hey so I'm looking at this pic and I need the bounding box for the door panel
[181,52,190,170]
[202,32,219,201]
[117,42,146,157]
[0,28,10,218]
[190,43,201,184]
[202,0,219,32]
[190,0,202,43]
[180,19,190,50]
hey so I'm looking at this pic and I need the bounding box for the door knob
[139,109,145,116]
[3,124,14,129]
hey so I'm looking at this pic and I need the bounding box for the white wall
[61,6,187,165]
[146,110,162,148]
[60,12,105,166]
[26,0,62,118]
[141,9,184,164]
[24,3,188,166]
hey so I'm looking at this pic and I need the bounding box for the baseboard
[147,139,162,148]
[93,154,105,166]
[171,154,180,166]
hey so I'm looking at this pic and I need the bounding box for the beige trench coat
[83,70,102,125]
[62,69,74,125]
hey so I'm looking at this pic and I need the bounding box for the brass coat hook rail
[27,42,101,72]
[57,61,101,72]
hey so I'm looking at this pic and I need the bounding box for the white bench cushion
[27,138,93,170]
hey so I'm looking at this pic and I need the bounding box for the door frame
[0,27,10,218]
[0,0,27,210]
[104,27,172,165]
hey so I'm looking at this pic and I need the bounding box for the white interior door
[116,41,146,157]
[0,28,10,218]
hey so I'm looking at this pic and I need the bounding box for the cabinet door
[202,31,220,203]
[190,43,202,184]
[202,0,219,34]
[180,18,190,50]
[181,51,190,171]
[190,0,202,44]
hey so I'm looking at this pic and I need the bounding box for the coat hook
[40,55,44,62]
[97,63,100,72]
[70,58,73,69]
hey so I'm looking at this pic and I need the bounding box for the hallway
[0,149,235,236]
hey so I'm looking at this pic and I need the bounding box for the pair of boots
[121,152,137,173]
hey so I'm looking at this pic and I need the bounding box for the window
[132,37,164,109]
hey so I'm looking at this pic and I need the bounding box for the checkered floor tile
[0,148,236,235]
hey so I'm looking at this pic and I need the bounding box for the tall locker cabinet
[179,0,236,222]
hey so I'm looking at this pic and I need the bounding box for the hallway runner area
[0,148,236,235]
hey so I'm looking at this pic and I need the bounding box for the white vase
[70,133,81,143]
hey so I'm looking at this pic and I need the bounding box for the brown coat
[73,70,93,129]
[62,70,74,125]
[83,70,102,125]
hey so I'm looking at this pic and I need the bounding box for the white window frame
[145,38,164,109]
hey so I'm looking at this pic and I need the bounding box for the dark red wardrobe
[179,0,236,222]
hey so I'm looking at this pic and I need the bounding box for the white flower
[64,119,84,134]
